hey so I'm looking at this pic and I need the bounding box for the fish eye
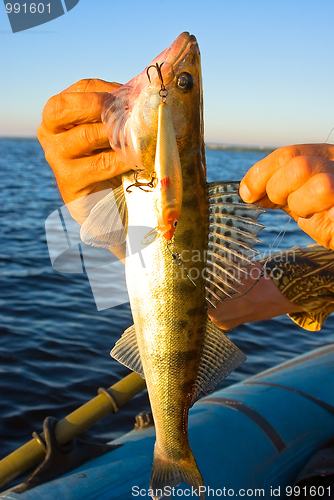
[173,220,178,227]
[176,72,193,93]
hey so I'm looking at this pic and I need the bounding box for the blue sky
[0,0,333,147]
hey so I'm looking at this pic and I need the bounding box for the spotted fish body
[81,33,265,499]
[121,80,207,494]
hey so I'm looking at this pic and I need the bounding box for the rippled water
[1,139,333,487]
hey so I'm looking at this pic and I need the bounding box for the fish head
[102,32,204,176]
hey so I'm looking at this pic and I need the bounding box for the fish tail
[150,447,205,500]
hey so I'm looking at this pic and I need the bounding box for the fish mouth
[164,32,198,67]
[148,32,200,87]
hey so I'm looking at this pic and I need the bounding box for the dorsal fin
[205,181,265,308]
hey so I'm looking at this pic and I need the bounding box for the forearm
[208,261,303,330]
[260,245,334,331]
[208,245,334,332]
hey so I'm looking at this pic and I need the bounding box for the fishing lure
[147,63,183,241]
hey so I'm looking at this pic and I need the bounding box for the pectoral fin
[80,185,128,247]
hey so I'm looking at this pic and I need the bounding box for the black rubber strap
[199,397,286,453]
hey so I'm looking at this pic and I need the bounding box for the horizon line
[0,136,276,152]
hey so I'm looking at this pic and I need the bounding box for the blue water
[1,139,333,484]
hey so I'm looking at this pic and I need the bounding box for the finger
[328,206,334,221]
[297,212,334,250]
[251,194,279,209]
[287,172,334,217]
[62,78,122,93]
[43,91,113,133]
[239,143,334,204]
[36,121,47,144]
[56,122,111,158]
[59,150,131,192]
[266,156,334,205]
[239,145,300,203]
[296,143,334,161]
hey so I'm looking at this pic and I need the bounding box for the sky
[0,0,333,148]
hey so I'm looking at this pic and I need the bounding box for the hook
[126,170,157,193]
[147,62,165,87]
[146,62,168,101]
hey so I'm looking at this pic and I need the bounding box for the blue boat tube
[1,343,334,499]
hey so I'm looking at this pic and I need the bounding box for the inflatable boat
[1,343,334,499]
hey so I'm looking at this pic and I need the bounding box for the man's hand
[239,143,334,249]
[37,79,129,223]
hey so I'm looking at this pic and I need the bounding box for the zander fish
[81,32,264,499]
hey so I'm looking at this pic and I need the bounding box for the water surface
[1,140,333,487]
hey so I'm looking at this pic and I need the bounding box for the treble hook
[146,62,168,100]
[126,170,157,193]
[147,62,164,87]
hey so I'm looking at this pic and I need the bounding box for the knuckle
[36,123,45,143]
[44,148,55,167]
[290,155,311,171]
[266,145,301,176]
[81,124,94,146]
[72,79,94,92]
[44,152,52,165]
[266,188,281,206]
[86,92,104,112]
[72,78,121,93]
[91,151,109,172]
[249,162,264,180]
[275,145,300,164]
[268,156,313,205]
[82,125,93,146]
[78,123,102,148]
[310,173,334,197]
[288,156,313,181]
[43,137,65,168]
[36,124,56,165]
[244,161,266,189]
[43,93,67,128]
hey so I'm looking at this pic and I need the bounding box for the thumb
[62,78,122,94]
